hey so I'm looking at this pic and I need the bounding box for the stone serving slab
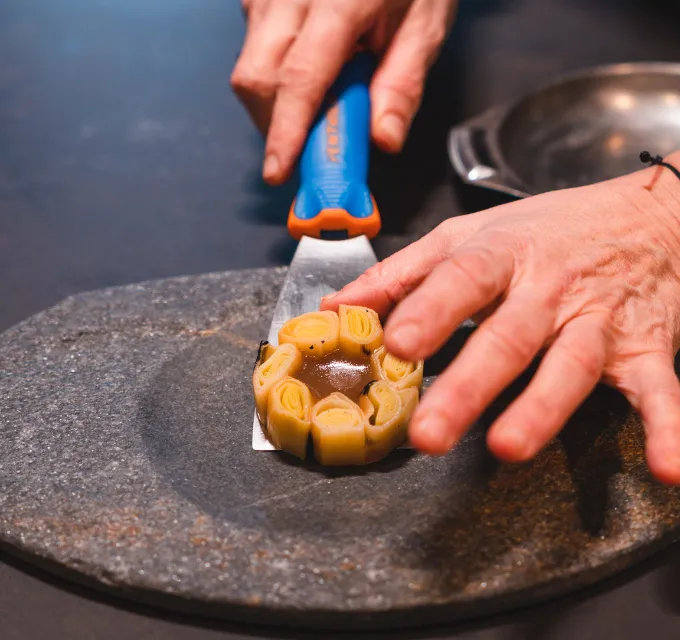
[1,268,680,630]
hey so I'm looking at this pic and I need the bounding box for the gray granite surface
[1,269,680,629]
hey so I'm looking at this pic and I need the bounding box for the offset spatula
[252,53,381,450]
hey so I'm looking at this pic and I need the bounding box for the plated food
[252,305,424,466]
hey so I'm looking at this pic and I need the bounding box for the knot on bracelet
[640,150,680,182]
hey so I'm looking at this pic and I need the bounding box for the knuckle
[539,280,565,311]
[436,219,469,251]
[438,378,486,427]
[326,1,353,20]
[558,340,602,380]
[386,75,424,105]
[452,378,484,414]
[356,268,379,291]
[328,0,370,20]
[279,57,315,93]
[359,262,409,307]
[230,63,274,98]
[449,247,507,301]
[229,66,248,93]
[373,66,426,107]
[436,218,458,237]
[485,321,539,364]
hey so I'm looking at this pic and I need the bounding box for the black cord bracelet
[640,150,680,181]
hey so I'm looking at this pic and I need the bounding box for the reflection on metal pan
[449,63,680,197]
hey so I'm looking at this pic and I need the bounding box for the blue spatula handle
[287,53,380,241]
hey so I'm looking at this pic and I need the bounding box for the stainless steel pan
[449,63,680,197]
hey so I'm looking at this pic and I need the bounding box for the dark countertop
[3,0,680,638]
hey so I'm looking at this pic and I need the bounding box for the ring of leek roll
[253,305,424,466]
[360,382,419,463]
[278,310,339,357]
[252,343,302,423]
[311,392,366,466]
[338,304,383,358]
[371,345,424,391]
[267,377,313,460]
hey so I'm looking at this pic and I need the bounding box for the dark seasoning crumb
[361,380,377,396]
[254,340,269,372]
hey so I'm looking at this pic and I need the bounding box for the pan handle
[448,108,530,199]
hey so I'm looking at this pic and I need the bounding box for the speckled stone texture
[1,268,680,629]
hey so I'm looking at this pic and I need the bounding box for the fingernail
[263,154,280,181]
[378,113,406,147]
[388,323,421,355]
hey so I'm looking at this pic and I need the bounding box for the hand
[322,155,680,484]
[231,0,458,185]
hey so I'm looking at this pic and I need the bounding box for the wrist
[629,149,680,222]
[617,149,680,254]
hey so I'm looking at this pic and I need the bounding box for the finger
[264,0,382,184]
[624,353,680,485]
[320,217,476,317]
[384,240,515,362]
[409,287,554,455]
[371,0,457,152]
[486,313,608,463]
[231,0,308,135]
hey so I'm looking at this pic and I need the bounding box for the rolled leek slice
[311,392,366,466]
[338,304,383,358]
[371,345,424,391]
[267,377,313,460]
[278,310,339,357]
[360,382,418,462]
[252,342,302,423]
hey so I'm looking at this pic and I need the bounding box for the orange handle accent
[287,199,381,241]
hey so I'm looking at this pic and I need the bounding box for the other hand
[231,0,458,184]
[323,155,680,484]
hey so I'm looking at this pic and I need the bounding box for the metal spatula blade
[252,235,377,450]
[251,52,381,451]
[264,235,377,345]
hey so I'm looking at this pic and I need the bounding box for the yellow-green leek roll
[267,377,313,460]
[338,304,383,358]
[253,343,302,423]
[371,345,424,391]
[311,392,366,466]
[360,382,419,462]
[278,310,339,357]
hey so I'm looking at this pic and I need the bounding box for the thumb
[370,0,456,153]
